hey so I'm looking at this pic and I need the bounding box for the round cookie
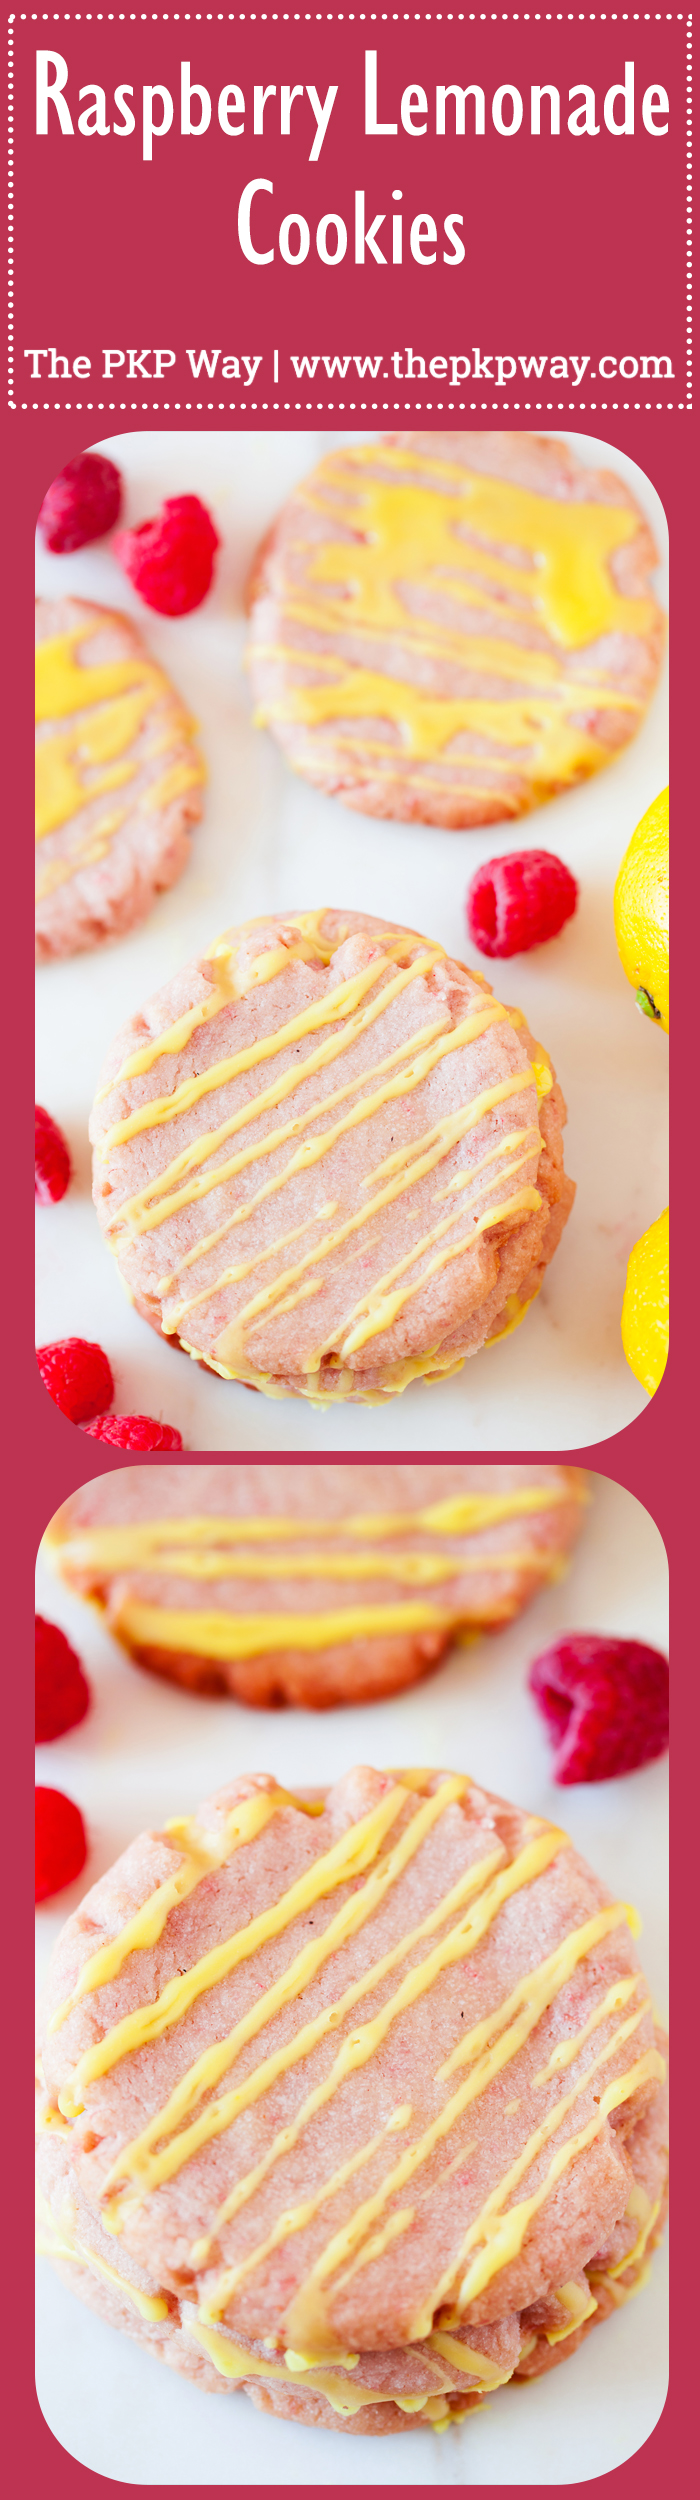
[44,1462,587,1707]
[247,431,664,828]
[36,597,205,960]
[36,1765,668,2437]
[89,909,575,1406]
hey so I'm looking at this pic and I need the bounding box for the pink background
[12,8,692,2488]
[22,405,684,2484]
[12,14,690,411]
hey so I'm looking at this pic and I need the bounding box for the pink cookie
[247,433,664,829]
[36,1765,667,2436]
[45,1462,587,1708]
[89,910,574,1406]
[36,597,204,960]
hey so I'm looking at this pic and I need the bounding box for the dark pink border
[14,401,694,2487]
[18,2389,681,2500]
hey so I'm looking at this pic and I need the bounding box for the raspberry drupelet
[467,851,579,959]
[115,495,220,615]
[37,1339,114,1426]
[528,1634,669,1781]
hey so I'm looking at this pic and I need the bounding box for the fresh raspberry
[114,495,220,616]
[35,1787,87,1902]
[466,849,579,958]
[37,453,122,554]
[36,1617,91,1743]
[35,1105,71,1205]
[528,1634,669,1783]
[82,1413,184,1450]
[37,1337,114,1425]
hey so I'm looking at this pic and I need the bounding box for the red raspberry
[114,495,220,616]
[466,849,578,958]
[36,1616,90,1743]
[82,1413,184,1450]
[35,1104,71,1205]
[35,1787,87,1902]
[528,1634,669,1783]
[37,1337,114,1425]
[37,453,122,554]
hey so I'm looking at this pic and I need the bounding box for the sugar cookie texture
[247,432,664,828]
[44,1462,586,1706]
[36,1766,668,2436]
[89,910,574,1405]
[36,597,204,960]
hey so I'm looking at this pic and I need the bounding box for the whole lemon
[614,786,669,1032]
[621,1207,669,1396]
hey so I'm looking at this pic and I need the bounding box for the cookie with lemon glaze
[89,909,574,1406]
[36,1764,667,2435]
[35,597,204,960]
[247,432,664,828]
[43,1462,586,1707]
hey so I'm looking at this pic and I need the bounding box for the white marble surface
[35,429,669,1452]
[36,1470,668,2483]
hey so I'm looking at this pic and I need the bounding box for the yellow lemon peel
[622,1208,669,1397]
[614,787,669,1034]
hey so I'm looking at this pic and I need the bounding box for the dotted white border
[7,19,12,400]
[8,10,693,414]
[687,8,693,400]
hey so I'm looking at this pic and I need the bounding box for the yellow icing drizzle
[531,1973,642,2084]
[117,1007,515,1263]
[143,759,203,814]
[485,1287,540,1347]
[35,619,203,896]
[46,1481,580,1576]
[35,2099,71,2135]
[184,2320,450,2418]
[35,806,128,901]
[427,2332,514,2389]
[194,2108,418,2309]
[447,2039,664,2316]
[97,934,441,1157]
[38,1767,663,2395]
[281,1902,639,2355]
[435,1909,641,2085]
[36,685,162,840]
[604,2186,661,2280]
[185,1856,509,2274]
[197,1829,568,2330]
[67,1547,560,1593]
[36,627,160,724]
[47,1480,582,1663]
[252,444,656,808]
[544,2280,599,2344]
[588,2256,653,2309]
[60,1780,414,2120]
[91,915,555,1389]
[101,1818,511,2234]
[48,1787,298,2037]
[35,2193,168,2323]
[282,2346,360,2371]
[35,2060,71,2136]
[92,912,342,1100]
[185,1340,466,1406]
[112,1590,546,1665]
[104,1827,559,2232]
[327,1177,542,1363]
[208,1075,540,1374]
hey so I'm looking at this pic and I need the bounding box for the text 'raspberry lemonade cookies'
[36,598,205,960]
[247,433,664,829]
[89,910,574,1406]
[44,1463,586,1707]
[36,1766,668,2437]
